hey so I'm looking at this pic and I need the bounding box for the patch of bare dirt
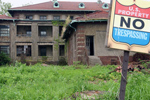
[72,91,107,100]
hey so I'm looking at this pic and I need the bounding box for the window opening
[38,26,52,37]
[53,2,59,8]
[70,16,74,20]
[79,3,85,8]
[39,46,46,56]
[17,26,31,37]
[102,3,109,9]
[17,45,31,56]
[38,45,53,56]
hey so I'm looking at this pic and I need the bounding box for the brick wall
[76,25,86,61]
[99,56,133,65]
[68,35,74,65]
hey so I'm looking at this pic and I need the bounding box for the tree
[0,0,12,16]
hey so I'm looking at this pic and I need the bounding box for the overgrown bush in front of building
[58,57,67,66]
[42,56,48,62]
[0,52,11,66]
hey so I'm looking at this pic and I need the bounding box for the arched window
[53,1,59,8]
[102,3,109,9]
[79,3,85,8]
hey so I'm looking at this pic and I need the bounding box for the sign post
[119,51,129,100]
[105,0,150,99]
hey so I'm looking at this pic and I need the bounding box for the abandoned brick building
[0,0,136,65]
[62,11,135,65]
[0,0,111,63]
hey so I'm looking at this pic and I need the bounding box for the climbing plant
[52,21,64,26]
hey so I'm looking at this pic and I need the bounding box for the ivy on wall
[52,21,64,26]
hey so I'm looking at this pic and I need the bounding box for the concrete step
[89,56,102,66]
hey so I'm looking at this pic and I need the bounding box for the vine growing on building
[52,21,64,26]
[54,38,60,50]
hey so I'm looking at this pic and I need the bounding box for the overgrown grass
[0,63,150,100]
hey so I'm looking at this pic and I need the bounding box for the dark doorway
[59,45,65,56]
[86,36,94,56]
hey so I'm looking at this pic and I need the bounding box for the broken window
[59,45,65,56]
[0,46,9,55]
[86,36,94,56]
[0,25,9,36]
[17,45,31,56]
[17,26,31,37]
[38,45,53,56]
[38,26,52,37]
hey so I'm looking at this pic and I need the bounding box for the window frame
[53,16,60,20]
[0,25,10,36]
[0,46,9,55]
[26,15,33,20]
[40,15,47,20]
[16,45,31,56]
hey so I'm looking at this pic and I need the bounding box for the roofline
[15,19,65,22]
[8,9,96,12]
[71,19,107,24]
[0,19,66,22]
[62,19,107,39]
[0,19,16,21]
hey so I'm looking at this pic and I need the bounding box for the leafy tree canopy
[0,0,12,16]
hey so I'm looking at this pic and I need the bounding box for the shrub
[0,52,11,66]
[42,56,48,62]
[58,57,67,66]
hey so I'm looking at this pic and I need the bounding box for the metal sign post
[119,51,129,100]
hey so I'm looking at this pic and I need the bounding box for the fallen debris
[109,64,145,73]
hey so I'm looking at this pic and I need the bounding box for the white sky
[2,0,110,7]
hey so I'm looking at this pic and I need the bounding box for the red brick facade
[99,56,133,65]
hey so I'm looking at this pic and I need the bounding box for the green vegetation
[0,63,150,100]
[0,52,11,66]
[52,21,64,26]
[0,0,12,16]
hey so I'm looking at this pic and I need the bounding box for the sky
[2,0,110,7]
